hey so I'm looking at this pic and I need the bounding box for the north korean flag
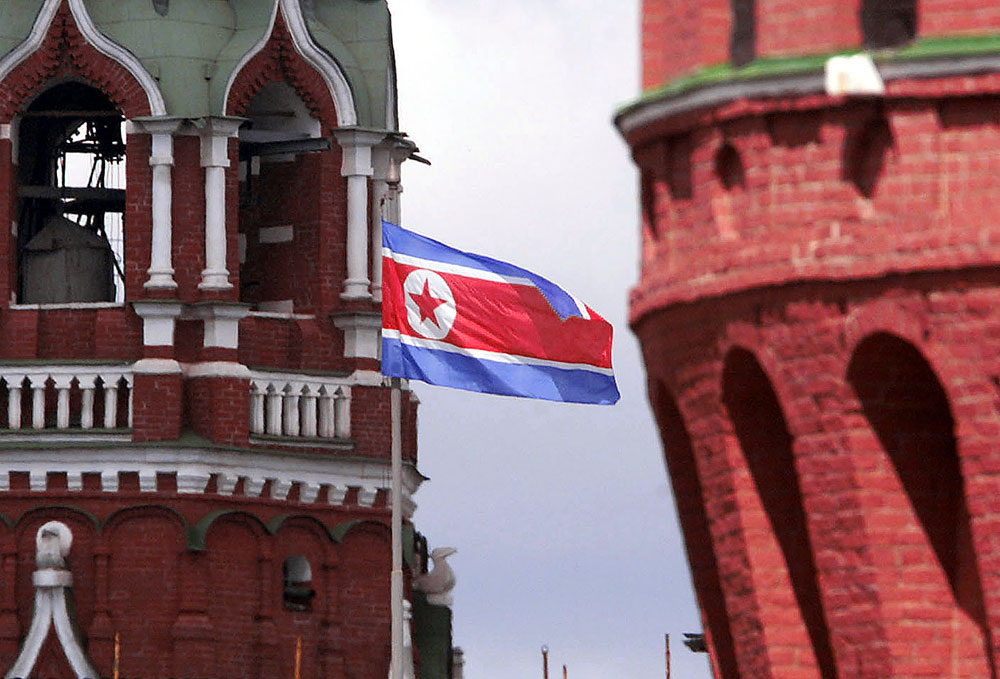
[381,221,619,405]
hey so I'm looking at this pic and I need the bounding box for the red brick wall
[185,375,251,446]
[632,7,1000,679]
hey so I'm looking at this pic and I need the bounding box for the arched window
[714,144,745,191]
[282,555,315,611]
[722,349,837,679]
[845,116,893,198]
[651,382,740,679]
[17,82,126,303]
[860,0,917,49]
[730,0,756,67]
[238,82,328,314]
[847,333,991,671]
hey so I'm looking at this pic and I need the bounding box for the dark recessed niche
[715,143,746,191]
[730,0,756,67]
[860,0,917,49]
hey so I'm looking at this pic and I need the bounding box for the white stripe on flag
[382,329,615,377]
[383,248,535,287]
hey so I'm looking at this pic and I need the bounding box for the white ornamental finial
[6,521,97,679]
[413,546,457,606]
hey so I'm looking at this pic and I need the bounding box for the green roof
[3,0,394,127]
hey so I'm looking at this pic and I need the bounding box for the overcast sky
[386,3,713,678]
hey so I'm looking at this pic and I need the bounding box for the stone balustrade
[249,371,352,440]
[0,365,132,432]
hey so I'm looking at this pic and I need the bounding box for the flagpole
[390,376,404,679]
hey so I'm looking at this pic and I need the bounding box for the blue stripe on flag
[382,336,620,405]
[382,221,583,320]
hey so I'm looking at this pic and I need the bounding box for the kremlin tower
[0,1,452,678]
[620,1,1000,678]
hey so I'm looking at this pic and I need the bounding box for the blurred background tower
[0,1,455,678]
[619,2,1000,678]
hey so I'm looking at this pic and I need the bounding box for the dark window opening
[860,0,916,49]
[845,117,893,198]
[730,0,756,67]
[715,144,745,191]
[17,82,126,304]
[283,555,315,612]
[238,82,328,314]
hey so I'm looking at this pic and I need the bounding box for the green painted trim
[266,512,334,539]
[100,504,190,538]
[329,518,365,543]
[619,33,1000,116]
[402,522,415,568]
[189,509,270,551]
[0,511,14,531]
[15,505,100,530]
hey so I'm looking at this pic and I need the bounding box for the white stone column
[332,129,386,300]
[199,118,244,291]
[134,118,183,290]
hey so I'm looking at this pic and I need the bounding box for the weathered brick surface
[633,3,1000,678]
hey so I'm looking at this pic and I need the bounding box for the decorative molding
[222,0,358,126]
[0,0,166,116]
[5,521,98,679]
[183,361,252,380]
[0,447,422,514]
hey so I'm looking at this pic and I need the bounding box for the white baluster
[53,375,73,429]
[265,384,282,435]
[80,375,96,429]
[103,378,119,429]
[126,376,133,428]
[7,379,22,430]
[31,378,46,429]
[334,386,351,438]
[318,387,334,438]
[300,386,317,437]
[283,385,300,437]
[250,383,265,434]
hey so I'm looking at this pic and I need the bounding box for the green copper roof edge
[617,33,1000,118]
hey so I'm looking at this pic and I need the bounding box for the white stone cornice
[0,447,424,517]
[183,361,252,380]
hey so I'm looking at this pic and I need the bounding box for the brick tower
[619,3,1000,678]
[0,2,450,678]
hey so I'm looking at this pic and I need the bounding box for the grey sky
[387,2,713,678]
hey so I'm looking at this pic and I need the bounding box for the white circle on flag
[403,269,457,340]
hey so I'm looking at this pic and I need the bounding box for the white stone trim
[0,0,166,116]
[184,361,253,379]
[333,313,382,359]
[9,302,124,310]
[222,0,358,126]
[132,358,182,375]
[6,523,98,679]
[0,447,421,514]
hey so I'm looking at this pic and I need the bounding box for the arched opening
[722,349,837,679]
[16,82,126,304]
[844,117,893,198]
[238,81,330,314]
[860,0,916,50]
[847,333,993,677]
[730,0,756,67]
[651,381,740,679]
[715,144,745,191]
[282,554,315,612]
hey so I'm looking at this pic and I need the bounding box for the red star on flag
[409,280,448,325]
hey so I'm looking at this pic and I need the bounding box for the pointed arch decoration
[223,0,357,127]
[0,0,165,117]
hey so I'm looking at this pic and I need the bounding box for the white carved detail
[249,372,352,441]
[413,547,457,607]
[5,521,99,679]
[0,366,133,434]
